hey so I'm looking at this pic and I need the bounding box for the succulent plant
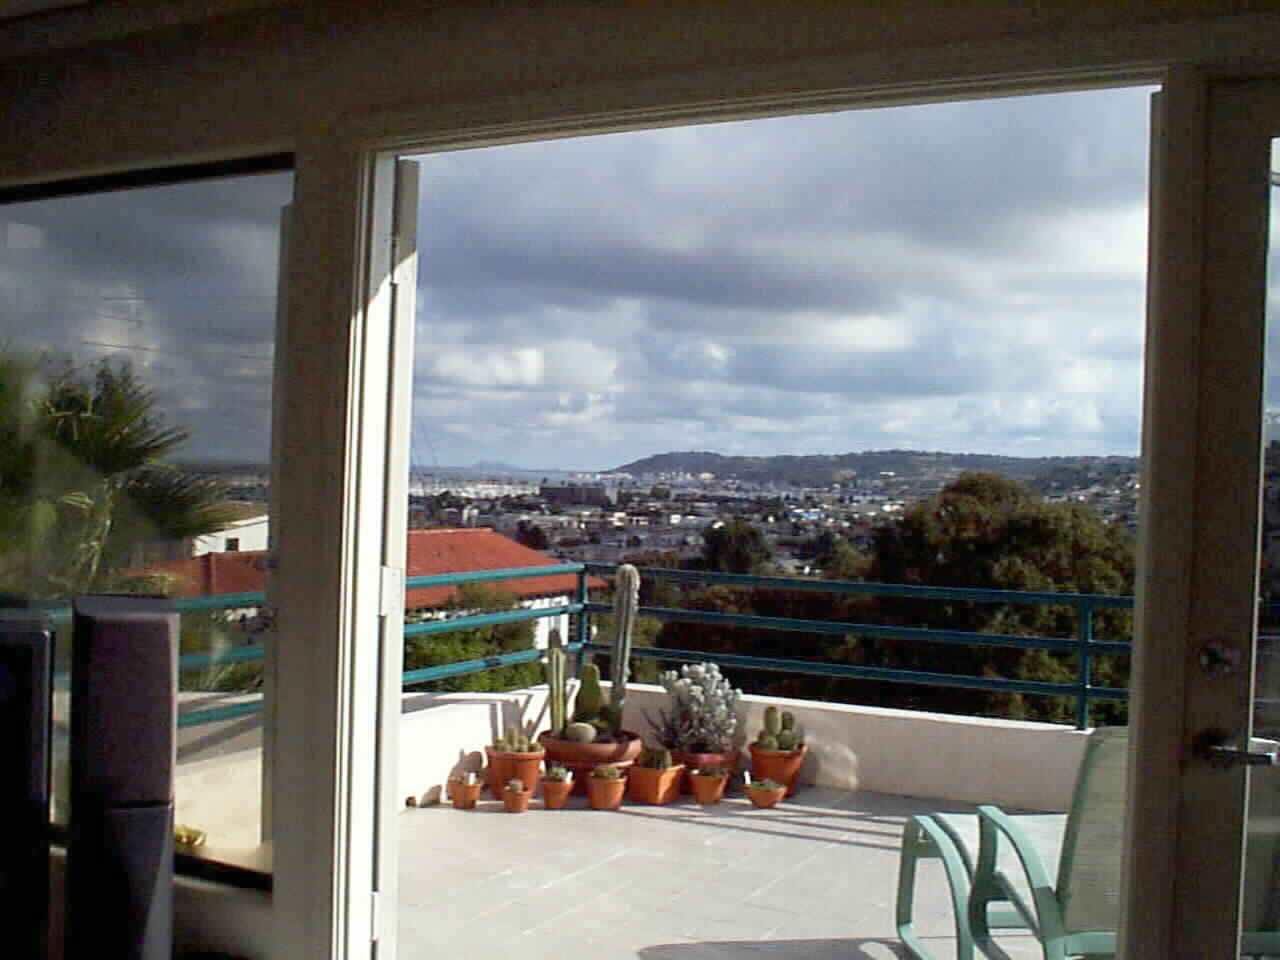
[749,778,785,791]
[572,662,606,724]
[637,745,673,769]
[590,764,623,780]
[604,564,639,733]
[756,706,804,750]
[494,725,540,753]
[649,661,742,753]
[545,628,568,736]
[694,765,727,778]
[563,721,597,743]
[544,765,572,783]
[505,777,526,793]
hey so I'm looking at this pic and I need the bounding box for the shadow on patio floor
[637,938,906,959]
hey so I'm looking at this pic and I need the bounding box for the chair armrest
[970,804,1069,949]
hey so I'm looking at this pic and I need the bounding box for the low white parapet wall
[618,684,1090,813]
[173,680,1091,851]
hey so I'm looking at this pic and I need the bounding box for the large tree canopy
[0,355,233,600]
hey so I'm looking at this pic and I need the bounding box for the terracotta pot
[749,745,807,796]
[689,771,728,805]
[747,784,786,809]
[503,787,532,813]
[587,774,628,810]
[485,746,545,796]
[452,781,482,810]
[541,778,574,809]
[539,731,642,793]
[672,750,734,793]
[627,764,684,805]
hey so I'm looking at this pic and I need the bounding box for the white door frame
[1122,69,1277,958]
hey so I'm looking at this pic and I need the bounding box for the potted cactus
[503,777,532,813]
[689,764,729,805]
[748,706,807,796]
[648,661,742,792]
[452,771,483,810]
[539,566,644,789]
[627,745,684,806]
[541,765,574,809]
[745,777,787,809]
[485,725,545,797]
[587,764,627,810]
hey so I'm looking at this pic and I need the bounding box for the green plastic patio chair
[898,725,1280,960]
[894,726,1100,960]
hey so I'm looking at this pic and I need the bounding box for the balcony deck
[398,785,1041,960]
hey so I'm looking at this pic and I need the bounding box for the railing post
[1077,601,1094,729]
[575,567,589,674]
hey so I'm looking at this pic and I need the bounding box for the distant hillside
[612,450,1138,489]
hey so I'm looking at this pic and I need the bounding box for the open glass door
[1126,73,1280,958]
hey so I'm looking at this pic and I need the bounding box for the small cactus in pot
[749,706,807,796]
[627,745,684,806]
[503,776,532,813]
[541,765,574,809]
[746,776,787,809]
[587,764,627,810]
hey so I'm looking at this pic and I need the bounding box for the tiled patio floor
[398,785,1042,959]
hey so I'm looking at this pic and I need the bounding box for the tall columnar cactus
[545,628,567,736]
[606,564,640,733]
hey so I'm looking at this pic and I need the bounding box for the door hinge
[380,566,404,619]
[370,889,381,942]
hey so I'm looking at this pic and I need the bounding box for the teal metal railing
[581,564,1132,729]
[151,561,1131,730]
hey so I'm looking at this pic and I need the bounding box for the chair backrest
[1055,725,1129,934]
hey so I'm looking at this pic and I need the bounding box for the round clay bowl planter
[541,779,574,809]
[540,731,642,793]
[452,782,482,810]
[689,772,728,805]
[673,750,734,793]
[749,745,807,796]
[747,785,786,809]
[587,776,628,810]
[627,764,684,805]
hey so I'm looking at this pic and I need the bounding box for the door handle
[1195,729,1280,769]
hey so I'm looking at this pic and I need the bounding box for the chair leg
[897,815,976,960]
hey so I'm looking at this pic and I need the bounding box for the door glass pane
[399,87,1151,957]
[1248,138,1280,940]
[0,170,291,872]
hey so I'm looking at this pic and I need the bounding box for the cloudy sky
[8,83,1261,473]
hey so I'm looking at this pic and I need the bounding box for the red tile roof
[135,528,600,610]
[403,528,602,610]
[136,550,270,598]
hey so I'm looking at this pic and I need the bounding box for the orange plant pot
[689,772,728,805]
[749,745,807,796]
[627,765,684,805]
[485,746,544,796]
[672,750,734,793]
[587,776,627,810]
[452,782,482,810]
[747,785,786,809]
[503,788,532,813]
[541,779,574,810]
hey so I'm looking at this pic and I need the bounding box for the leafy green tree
[858,472,1135,723]
[701,519,772,574]
[0,354,233,600]
[403,583,542,692]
